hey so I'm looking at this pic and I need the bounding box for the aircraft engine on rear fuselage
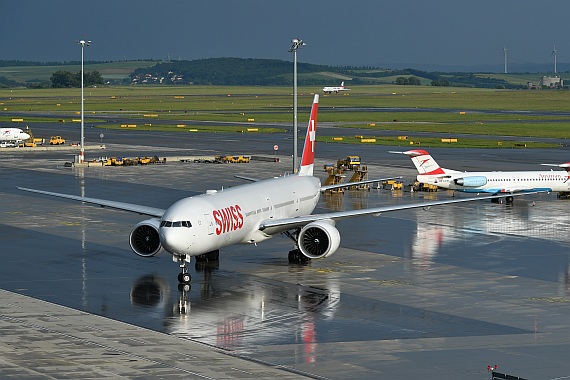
[129,218,162,257]
[453,176,488,187]
[298,220,341,259]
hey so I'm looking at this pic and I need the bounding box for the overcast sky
[3,0,569,71]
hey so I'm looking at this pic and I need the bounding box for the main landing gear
[284,229,311,264]
[288,248,310,264]
[491,195,514,204]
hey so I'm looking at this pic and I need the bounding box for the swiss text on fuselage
[212,205,244,235]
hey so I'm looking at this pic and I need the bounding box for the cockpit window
[160,220,192,228]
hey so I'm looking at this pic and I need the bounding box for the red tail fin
[298,94,319,176]
[402,149,445,175]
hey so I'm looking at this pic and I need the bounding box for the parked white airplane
[392,149,570,200]
[18,96,533,284]
[323,81,350,94]
[0,128,30,143]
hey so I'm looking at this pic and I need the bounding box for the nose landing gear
[177,254,191,284]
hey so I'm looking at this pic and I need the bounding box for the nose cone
[159,227,187,255]
[21,132,30,140]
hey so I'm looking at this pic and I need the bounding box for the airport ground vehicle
[337,156,361,170]
[215,155,251,163]
[49,136,66,145]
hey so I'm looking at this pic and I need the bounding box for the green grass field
[0,85,568,148]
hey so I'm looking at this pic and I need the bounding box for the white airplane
[323,81,350,94]
[0,128,30,143]
[18,95,533,284]
[392,149,570,200]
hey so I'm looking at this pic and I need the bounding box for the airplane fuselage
[418,170,570,193]
[159,175,321,257]
[0,128,30,142]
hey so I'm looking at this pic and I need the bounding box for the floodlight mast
[77,39,91,163]
[289,38,305,173]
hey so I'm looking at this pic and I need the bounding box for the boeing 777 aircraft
[392,149,569,200]
[18,96,532,284]
[323,81,350,94]
[0,128,30,143]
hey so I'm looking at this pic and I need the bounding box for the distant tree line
[50,70,104,88]
[396,76,421,85]
[130,58,335,86]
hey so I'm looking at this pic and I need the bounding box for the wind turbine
[551,45,557,74]
[503,47,508,74]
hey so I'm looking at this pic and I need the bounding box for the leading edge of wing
[17,187,165,218]
[258,191,543,235]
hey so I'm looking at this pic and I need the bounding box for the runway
[1,129,570,379]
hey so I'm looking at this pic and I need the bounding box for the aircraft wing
[234,175,260,182]
[320,176,402,192]
[17,187,165,217]
[258,192,539,235]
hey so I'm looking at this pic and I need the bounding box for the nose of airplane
[21,132,30,140]
[159,227,186,255]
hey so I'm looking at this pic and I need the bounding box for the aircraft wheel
[177,283,191,292]
[178,273,192,283]
[506,196,514,204]
[288,249,310,264]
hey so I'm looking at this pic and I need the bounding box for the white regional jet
[323,81,350,94]
[392,149,570,201]
[18,96,533,284]
[0,128,30,144]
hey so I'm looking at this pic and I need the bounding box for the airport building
[539,75,563,88]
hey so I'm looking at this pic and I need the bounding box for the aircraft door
[266,196,274,218]
[204,214,215,235]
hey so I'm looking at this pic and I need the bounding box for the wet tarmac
[1,129,570,379]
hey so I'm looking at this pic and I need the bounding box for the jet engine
[129,218,162,257]
[298,220,341,259]
[453,176,487,187]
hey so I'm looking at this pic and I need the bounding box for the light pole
[289,38,305,173]
[77,39,90,163]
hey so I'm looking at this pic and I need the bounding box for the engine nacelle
[298,220,341,259]
[129,218,162,257]
[454,176,487,187]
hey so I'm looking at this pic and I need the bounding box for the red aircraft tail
[298,94,319,176]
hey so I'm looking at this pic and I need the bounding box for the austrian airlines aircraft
[0,128,30,142]
[323,81,350,94]
[392,149,570,200]
[18,96,532,284]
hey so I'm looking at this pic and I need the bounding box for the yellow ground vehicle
[19,128,45,147]
[215,155,251,163]
[337,155,361,170]
[49,136,66,145]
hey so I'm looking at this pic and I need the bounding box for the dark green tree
[51,70,79,88]
[431,78,450,87]
[395,76,408,85]
[408,76,421,85]
[51,70,103,88]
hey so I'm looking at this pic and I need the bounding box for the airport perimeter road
[1,137,570,379]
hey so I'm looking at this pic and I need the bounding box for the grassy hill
[0,58,563,89]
